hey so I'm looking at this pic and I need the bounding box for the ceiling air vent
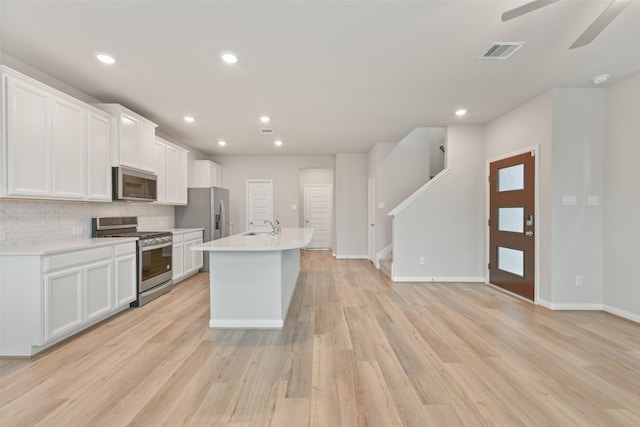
[259,128,273,134]
[480,42,525,59]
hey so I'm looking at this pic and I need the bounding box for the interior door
[489,151,535,300]
[304,184,332,249]
[368,174,376,264]
[246,180,273,232]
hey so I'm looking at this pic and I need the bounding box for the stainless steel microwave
[112,166,157,202]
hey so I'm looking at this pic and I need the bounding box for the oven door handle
[141,242,173,252]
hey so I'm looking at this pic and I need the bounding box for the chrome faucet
[264,220,278,234]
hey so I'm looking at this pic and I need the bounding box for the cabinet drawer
[172,233,184,243]
[184,231,203,242]
[115,242,136,257]
[44,246,111,273]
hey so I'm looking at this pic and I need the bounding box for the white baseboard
[335,254,369,259]
[536,301,639,324]
[604,305,640,323]
[537,301,604,311]
[209,319,284,328]
[391,276,485,283]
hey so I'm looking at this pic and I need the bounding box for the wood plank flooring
[1,250,639,426]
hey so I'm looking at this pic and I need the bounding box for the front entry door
[489,151,535,300]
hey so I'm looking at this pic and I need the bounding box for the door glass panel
[498,207,524,233]
[498,247,524,277]
[498,164,524,192]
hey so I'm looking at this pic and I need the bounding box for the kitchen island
[191,227,313,328]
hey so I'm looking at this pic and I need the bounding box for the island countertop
[191,227,313,252]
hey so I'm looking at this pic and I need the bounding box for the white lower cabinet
[44,266,84,342]
[0,240,137,356]
[115,245,137,307]
[172,230,203,283]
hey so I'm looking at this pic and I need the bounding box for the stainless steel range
[92,217,173,306]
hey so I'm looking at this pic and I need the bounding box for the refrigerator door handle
[219,199,226,238]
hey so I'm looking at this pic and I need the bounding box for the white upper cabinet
[4,74,51,197]
[51,96,86,199]
[87,112,112,201]
[93,103,158,173]
[154,137,188,205]
[1,66,112,202]
[193,160,222,188]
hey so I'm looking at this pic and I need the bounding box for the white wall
[603,72,640,320]
[210,156,335,234]
[551,89,605,306]
[485,92,554,302]
[392,126,485,280]
[335,153,368,258]
[429,127,446,176]
[369,128,436,259]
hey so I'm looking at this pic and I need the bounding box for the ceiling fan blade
[501,0,560,22]
[570,0,630,49]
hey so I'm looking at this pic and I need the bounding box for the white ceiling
[1,1,639,156]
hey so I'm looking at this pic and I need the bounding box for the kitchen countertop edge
[0,237,139,256]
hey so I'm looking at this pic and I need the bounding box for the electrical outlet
[575,275,583,286]
[419,256,425,265]
[72,227,83,235]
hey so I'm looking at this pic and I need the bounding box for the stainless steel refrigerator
[175,186,229,272]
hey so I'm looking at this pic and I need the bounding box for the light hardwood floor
[1,250,639,426]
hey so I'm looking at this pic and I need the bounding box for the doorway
[304,185,332,249]
[246,179,273,232]
[488,150,536,300]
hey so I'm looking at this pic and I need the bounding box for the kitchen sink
[245,231,273,236]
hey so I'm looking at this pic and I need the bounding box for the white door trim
[485,145,540,304]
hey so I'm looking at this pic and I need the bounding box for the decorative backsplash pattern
[0,199,174,249]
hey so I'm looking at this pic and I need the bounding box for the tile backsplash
[0,199,174,249]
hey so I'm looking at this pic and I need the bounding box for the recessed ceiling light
[218,140,226,146]
[592,74,610,85]
[455,109,467,117]
[274,140,283,147]
[220,52,238,64]
[184,116,195,123]
[260,116,270,123]
[96,53,115,64]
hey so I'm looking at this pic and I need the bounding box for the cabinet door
[175,149,188,204]
[119,113,138,168]
[172,243,184,281]
[212,163,222,188]
[153,140,167,203]
[5,76,51,197]
[85,259,113,321]
[44,267,83,342]
[87,113,111,201]
[138,121,155,172]
[51,96,86,199]
[165,145,188,205]
[191,239,204,271]
[114,254,137,307]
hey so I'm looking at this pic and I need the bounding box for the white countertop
[0,237,138,256]
[192,227,313,252]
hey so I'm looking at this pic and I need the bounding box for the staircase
[379,258,392,280]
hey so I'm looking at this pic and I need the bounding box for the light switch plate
[587,195,600,206]
[290,204,297,210]
[562,195,577,206]
[378,202,386,209]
